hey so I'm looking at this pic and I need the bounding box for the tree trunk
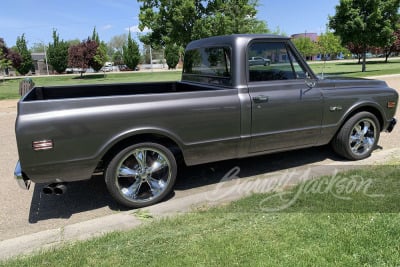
[385,49,392,63]
[362,49,366,72]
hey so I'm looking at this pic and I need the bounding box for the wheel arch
[334,102,385,139]
[97,129,185,171]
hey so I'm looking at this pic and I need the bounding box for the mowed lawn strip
[2,163,399,266]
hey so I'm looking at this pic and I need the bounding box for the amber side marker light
[388,101,396,108]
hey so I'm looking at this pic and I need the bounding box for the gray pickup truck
[14,34,398,208]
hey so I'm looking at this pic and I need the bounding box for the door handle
[252,95,269,103]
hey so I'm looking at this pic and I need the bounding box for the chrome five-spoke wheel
[349,118,377,157]
[332,112,380,160]
[105,143,177,208]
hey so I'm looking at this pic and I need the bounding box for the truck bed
[23,81,211,101]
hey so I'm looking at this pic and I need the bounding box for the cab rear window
[183,47,231,86]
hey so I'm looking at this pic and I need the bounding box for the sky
[0,0,339,48]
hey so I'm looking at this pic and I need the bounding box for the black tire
[105,142,177,208]
[332,112,380,160]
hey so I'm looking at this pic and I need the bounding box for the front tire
[332,112,380,160]
[105,142,177,208]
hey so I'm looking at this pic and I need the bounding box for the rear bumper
[386,118,397,133]
[14,161,31,190]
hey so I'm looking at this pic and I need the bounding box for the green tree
[165,44,180,69]
[108,34,127,57]
[317,32,344,60]
[123,31,140,70]
[382,28,400,63]
[1,38,22,70]
[191,0,269,40]
[91,27,100,44]
[0,48,11,80]
[30,42,46,53]
[292,37,317,60]
[48,30,69,74]
[15,34,33,75]
[329,0,400,72]
[67,39,81,47]
[92,41,108,72]
[138,0,269,48]
[89,27,108,72]
[112,50,124,65]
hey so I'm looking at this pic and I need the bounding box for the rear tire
[105,142,177,208]
[332,112,380,160]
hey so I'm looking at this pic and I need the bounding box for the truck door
[248,41,323,153]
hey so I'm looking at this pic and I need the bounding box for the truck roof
[185,34,290,50]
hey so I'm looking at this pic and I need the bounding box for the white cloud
[125,25,151,33]
[103,24,112,30]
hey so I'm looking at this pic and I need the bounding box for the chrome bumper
[14,161,31,190]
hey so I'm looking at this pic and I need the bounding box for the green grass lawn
[0,71,181,100]
[310,59,400,78]
[2,163,399,266]
[1,59,400,100]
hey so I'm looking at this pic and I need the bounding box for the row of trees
[292,32,345,61]
[50,27,140,77]
[292,0,400,72]
[1,35,32,75]
[2,0,271,75]
[0,28,142,76]
[138,0,272,68]
[3,0,398,75]
[137,0,400,72]
[329,0,400,71]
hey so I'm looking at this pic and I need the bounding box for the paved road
[0,75,399,242]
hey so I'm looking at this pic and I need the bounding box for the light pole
[43,43,49,75]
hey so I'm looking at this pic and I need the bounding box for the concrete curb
[0,213,142,260]
[1,147,399,261]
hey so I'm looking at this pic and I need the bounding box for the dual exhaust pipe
[42,183,67,195]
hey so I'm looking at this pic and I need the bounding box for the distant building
[31,52,52,75]
[291,33,319,42]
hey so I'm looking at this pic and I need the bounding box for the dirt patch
[0,99,18,114]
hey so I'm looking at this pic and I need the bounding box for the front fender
[338,101,386,129]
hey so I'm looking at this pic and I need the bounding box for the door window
[248,42,307,82]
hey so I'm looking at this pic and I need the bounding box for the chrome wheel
[105,143,177,208]
[349,118,377,157]
[332,112,380,160]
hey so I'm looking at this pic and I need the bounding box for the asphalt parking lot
[0,75,399,244]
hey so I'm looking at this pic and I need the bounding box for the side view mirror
[305,72,317,89]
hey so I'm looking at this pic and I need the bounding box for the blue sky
[0,0,339,48]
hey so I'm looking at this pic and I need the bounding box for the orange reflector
[32,140,54,151]
[388,101,396,108]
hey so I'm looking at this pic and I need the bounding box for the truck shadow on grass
[28,145,344,223]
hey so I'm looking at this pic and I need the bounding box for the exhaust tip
[53,184,67,195]
[42,186,54,195]
[42,183,67,195]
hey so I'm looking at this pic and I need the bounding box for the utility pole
[43,43,49,75]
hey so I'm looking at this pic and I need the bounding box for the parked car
[15,34,398,208]
[101,66,113,72]
[249,56,271,66]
